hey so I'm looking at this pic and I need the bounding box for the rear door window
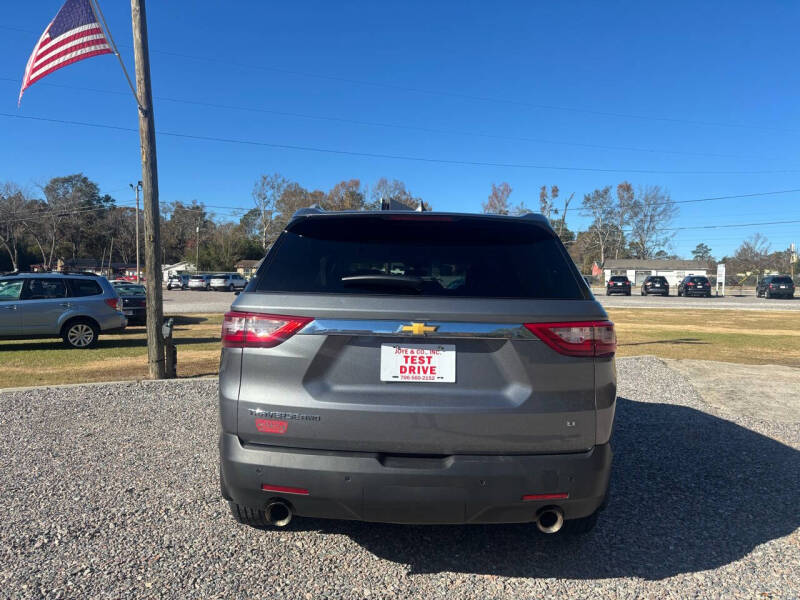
[23,278,67,299]
[255,215,583,299]
[67,278,103,297]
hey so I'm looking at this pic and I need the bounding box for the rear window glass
[610,276,628,282]
[255,216,583,299]
[25,278,67,299]
[771,277,792,284]
[689,276,709,283]
[648,276,667,282]
[67,278,103,297]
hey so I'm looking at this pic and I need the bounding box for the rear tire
[61,318,99,349]
[561,510,599,535]
[229,501,270,528]
[228,284,234,292]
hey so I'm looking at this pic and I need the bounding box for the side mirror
[234,291,240,296]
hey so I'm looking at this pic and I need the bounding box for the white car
[209,273,247,292]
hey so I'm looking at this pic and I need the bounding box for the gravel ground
[1,356,798,599]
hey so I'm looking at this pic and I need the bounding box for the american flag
[19,0,112,105]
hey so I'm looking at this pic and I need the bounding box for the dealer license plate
[380,344,456,383]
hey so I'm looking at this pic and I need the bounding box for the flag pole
[130,0,166,379]
[88,0,140,109]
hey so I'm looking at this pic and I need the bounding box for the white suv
[210,273,247,292]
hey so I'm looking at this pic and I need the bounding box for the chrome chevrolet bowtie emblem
[400,322,438,335]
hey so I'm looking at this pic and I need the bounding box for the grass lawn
[0,315,222,389]
[0,309,797,389]
[608,308,800,368]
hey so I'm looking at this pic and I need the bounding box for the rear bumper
[219,433,612,524]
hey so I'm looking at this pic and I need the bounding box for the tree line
[1,173,794,282]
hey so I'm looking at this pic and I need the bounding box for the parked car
[219,208,616,534]
[677,275,712,297]
[756,275,795,299]
[606,275,631,295]
[210,273,247,292]
[0,273,126,348]
[111,282,146,324]
[640,275,669,296]
[167,274,190,290]
[187,274,212,290]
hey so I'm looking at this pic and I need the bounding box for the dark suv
[756,275,795,299]
[641,275,669,296]
[677,275,711,297]
[606,275,631,295]
[218,209,616,534]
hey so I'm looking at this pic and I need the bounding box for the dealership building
[601,259,709,287]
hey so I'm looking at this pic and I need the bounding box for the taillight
[524,321,616,357]
[222,312,311,348]
[105,298,121,311]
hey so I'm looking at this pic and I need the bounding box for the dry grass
[608,308,800,368]
[1,309,797,389]
[0,315,222,388]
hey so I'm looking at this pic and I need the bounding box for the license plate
[780,285,787,288]
[124,310,134,316]
[380,344,456,383]
[653,284,660,287]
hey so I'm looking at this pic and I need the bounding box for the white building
[602,259,708,287]
[162,261,196,282]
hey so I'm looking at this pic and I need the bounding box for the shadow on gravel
[287,397,800,580]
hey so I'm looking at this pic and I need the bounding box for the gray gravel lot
[162,288,800,315]
[1,356,798,599]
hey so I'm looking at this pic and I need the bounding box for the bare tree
[581,186,616,264]
[370,177,425,210]
[0,183,28,271]
[252,173,288,250]
[483,182,512,214]
[731,233,772,282]
[614,182,634,259]
[538,185,559,220]
[627,185,678,259]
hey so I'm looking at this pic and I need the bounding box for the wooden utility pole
[131,0,165,378]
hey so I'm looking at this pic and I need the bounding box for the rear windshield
[254,215,583,299]
[689,276,709,283]
[609,276,628,282]
[648,276,667,283]
[771,277,793,284]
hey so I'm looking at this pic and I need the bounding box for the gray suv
[218,210,616,534]
[0,273,126,348]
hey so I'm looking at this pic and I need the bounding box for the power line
[0,77,759,161]
[576,188,800,216]
[4,111,800,175]
[1,24,795,134]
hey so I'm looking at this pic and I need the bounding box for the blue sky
[2,0,799,258]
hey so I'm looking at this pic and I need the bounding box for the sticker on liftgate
[255,418,288,434]
[379,344,456,383]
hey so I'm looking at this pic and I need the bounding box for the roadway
[163,288,800,314]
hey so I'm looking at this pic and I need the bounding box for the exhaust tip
[536,507,564,534]
[265,500,293,527]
